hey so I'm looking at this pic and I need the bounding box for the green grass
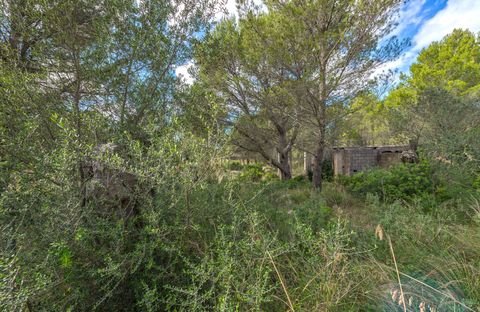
[160,177,480,310]
[3,171,480,311]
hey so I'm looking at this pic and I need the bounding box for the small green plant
[225,161,244,171]
[238,163,265,182]
[339,161,434,202]
[473,174,480,191]
[262,170,279,182]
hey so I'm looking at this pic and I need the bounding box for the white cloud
[175,61,195,85]
[378,0,480,80]
[372,0,426,78]
[389,0,426,38]
[167,2,185,27]
[412,0,480,52]
[223,0,240,18]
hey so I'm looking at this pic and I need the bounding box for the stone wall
[378,151,403,168]
[333,146,410,176]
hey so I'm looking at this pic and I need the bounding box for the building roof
[332,145,409,151]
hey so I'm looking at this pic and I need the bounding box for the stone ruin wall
[333,146,410,176]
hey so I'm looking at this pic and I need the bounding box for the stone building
[332,145,411,176]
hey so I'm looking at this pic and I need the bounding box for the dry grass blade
[387,235,407,312]
[375,224,384,241]
[267,250,295,312]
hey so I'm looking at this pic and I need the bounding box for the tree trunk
[277,130,292,180]
[304,152,312,176]
[313,43,328,190]
[312,143,324,190]
[278,149,292,180]
[312,119,326,190]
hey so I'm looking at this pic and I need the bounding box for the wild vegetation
[1,0,479,311]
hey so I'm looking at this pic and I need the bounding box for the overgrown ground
[1,2,478,310]
[146,162,480,311]
[2,161,480,311]
[190,161,480,311]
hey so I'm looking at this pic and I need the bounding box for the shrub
[305,159,333,182]
[262,170,279,182]
[339,161,434,202]
[238,163,265,182]
[225,161,244,171]
[285,175,309,188]
[473,174,480,190]
[322,159,334,182]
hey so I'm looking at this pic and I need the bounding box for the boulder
[401,150,418,164]
[84,143,138,218]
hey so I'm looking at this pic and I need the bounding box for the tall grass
[3,165,480,310]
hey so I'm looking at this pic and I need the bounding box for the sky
[380,0,480,75]
[175,0,480,84]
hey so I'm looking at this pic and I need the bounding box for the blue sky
[380,0,480,75]
[176,0,480,83]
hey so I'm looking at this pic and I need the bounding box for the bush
[322,159,334,182]
[238,163,266,182]
[473,174,480,191]
[261,170,279,182]
[285,175,309,187]
[338,161,434,201]
[305,159,333,182]
[225,161,244,171]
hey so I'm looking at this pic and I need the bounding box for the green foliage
[384,30,480,186]
[321,159,334,182]
[373,199,480,310]
[236,163,279,182]
[473,175,480,190]
[410,29,480,94]
[339,162,434,202]
[2,1,480,311]
[0,1,222,309]
[163,214,277,311]
[338,93,397,146]
[238,163,266,182]
[195,15,301,180]
[225,161,244,171]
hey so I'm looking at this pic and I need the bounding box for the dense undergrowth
[2,157,480,311]
[1,0,479,309]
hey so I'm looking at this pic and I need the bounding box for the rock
[401,150,418,164]
[84,144,138,218]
